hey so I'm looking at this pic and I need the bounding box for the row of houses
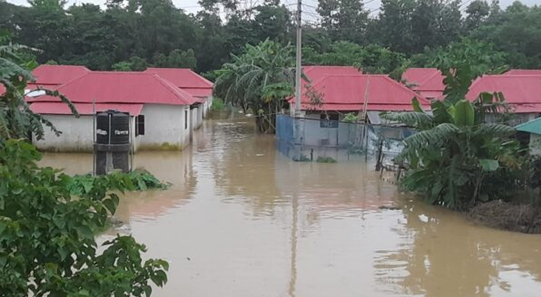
[286,66,541,126]
[276,65,541,159]
[19,65,213,152]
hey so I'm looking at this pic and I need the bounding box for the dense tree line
[0,0,540,75]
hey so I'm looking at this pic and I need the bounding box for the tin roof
[144,68,213,89]
[291,74,429,111]
[29,71,196,106]
[516,117,541,135]
[31,65,91,86]
[30,102,144,116]
[466,75,541,113]
[504,69,541,76]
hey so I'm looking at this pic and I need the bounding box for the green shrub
[0,140,168,295]
[211,97,225,111]
[316,156,337,163]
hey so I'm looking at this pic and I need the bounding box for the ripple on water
[41,117,541,297]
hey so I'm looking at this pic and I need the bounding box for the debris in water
[378,205,401,210]
[256,154,265,157]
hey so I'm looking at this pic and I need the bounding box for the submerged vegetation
[0,140,169,295]
[69,168,170,196]
[0,33,168,295]
[213,40,295,133]
[385,61,541,232]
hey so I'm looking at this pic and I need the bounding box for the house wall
[530,134,541,156]
[190,106,202,130]
[34,115,95,152]
[136,104,191,150]
[35,104,191,152]
[301,112,349,147]
[197,105,204,127]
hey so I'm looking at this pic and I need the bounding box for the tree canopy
[0,0,540,75]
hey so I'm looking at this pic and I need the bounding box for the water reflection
[375,201,541,297]
[40,115,541,297]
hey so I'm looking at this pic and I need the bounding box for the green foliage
[384,63,523,210]
[69,169,169,196]
[316,156,337,163]
[213,39,295,133]
[342,112,360,123]
[210,97,225,111]
[0,140,168,296]
[317,0,368,43]
[2,0,541,72]
[0,31,78,141]
[303,42,408,78]
[112,61,132,71]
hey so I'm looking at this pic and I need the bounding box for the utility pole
[294,0,302,117]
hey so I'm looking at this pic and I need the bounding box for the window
[320,113,339,128]
[185,110,188,129]
[135,115,145,136]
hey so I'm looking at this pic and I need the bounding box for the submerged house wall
[136,104,191,151]
[35,104,192,152]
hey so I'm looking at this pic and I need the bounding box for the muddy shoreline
[468,200,541,234]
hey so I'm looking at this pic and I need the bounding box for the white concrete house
[29,71,196,152]
[144,68,214,126]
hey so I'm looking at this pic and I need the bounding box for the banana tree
[213,39,295,133]
[384,93,521,210]
[0,31,76,141]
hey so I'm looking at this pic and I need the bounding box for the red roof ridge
[152,74,196,105]
[377,75,430,104]
[144,67,214,87]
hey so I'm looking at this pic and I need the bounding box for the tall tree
[317,0,368,44]
[464,0,490,31]
[376,0,416,54]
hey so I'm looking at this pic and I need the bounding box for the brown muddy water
[40,115,541,297]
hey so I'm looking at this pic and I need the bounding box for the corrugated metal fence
[276,114,413,162]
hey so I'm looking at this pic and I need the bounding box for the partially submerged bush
[69,169,169,196]
[0,140,168,295]
[316,156,337,163]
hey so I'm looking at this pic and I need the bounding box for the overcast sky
[6,0,539,19]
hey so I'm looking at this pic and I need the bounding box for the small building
[285,73,429,148]
[516,118,541,156]
[29,71,196,152]
[466,74,541,125]
[290,74,429,121]
[144,68,214,128]
[402,68,445,100]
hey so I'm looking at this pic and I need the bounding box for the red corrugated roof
[31,65,90,86]
[402,67,444,91]
[29,72,195,105]
[466,75,541,113]
[402,68,445,99]
[291,74,429,111]
[504,69,541,76]
[402,68,439,85]
[144,68,213,89]
[303,66,362,84]
[182,88,212,100]
[30,102,144,115]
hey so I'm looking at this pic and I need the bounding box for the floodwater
[40,114,541,297]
